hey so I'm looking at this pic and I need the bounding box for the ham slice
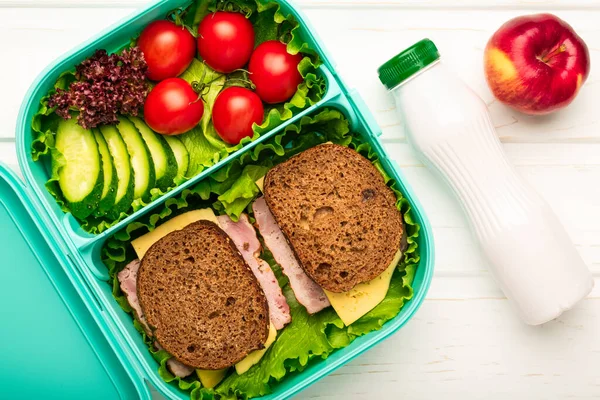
[117,259,151,334]
[166,357,194,378]
[252,197,330,314]
[217,214,291,330]
[118,259,194,378]
[155,342,195,378]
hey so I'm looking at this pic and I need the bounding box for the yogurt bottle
[378,39,593,325]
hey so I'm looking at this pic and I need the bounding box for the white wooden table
[2,0,599,399]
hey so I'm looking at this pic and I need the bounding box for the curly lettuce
[102,109,420,399]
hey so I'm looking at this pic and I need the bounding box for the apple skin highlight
[484,13,590,115]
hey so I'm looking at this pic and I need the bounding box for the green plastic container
[2,0,434,398]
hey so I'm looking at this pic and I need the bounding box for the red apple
[484,14,590,115]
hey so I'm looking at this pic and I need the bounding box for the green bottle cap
[378,39,440,90]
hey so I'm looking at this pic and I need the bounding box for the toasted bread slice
[137,220,269,370]
[263,144,404,293]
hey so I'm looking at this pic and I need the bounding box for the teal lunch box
[2,0,434,398]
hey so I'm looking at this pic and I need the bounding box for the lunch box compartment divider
[10,1,435,399]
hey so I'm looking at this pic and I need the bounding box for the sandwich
[118,209,290,386]
[253,143,406,325]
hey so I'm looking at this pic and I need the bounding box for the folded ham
[252,197,330,314]
[155,342,195,378]
[118,259,194,378]
[217,214,291,330]
[117,259,151,334]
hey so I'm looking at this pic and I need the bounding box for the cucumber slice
[129,116,177,191]
[93,128,118,217]
[116,117,155,201]
[53,118,103,219]
[163,135,189,180]
[99,124,134,218]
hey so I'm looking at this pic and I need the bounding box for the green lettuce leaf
[180,58,224,86]
[31,71,75,161]
[101,109,420,400]
[216,165,270,219]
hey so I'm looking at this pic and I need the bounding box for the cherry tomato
[144,78,204,135]
[248,40,303,104]
[197,12,255,73]
[212,87,264,145]
[137,20,196,81]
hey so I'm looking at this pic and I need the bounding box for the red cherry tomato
[137,20,196,81]
[212,87,264,145]
[144,78,204,135]
[248,40,303,104]
[197,12,255,73]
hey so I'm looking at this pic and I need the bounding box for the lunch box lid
[0,164,144,399]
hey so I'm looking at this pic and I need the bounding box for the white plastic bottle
[378,39,593,325]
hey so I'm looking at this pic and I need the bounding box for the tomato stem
[190,82,210,104]
[215,0,253,18]
[191,60,211,101]
[222,78,256,90]
[167,8,186,26]
[167,7,198,38]
[232,68,251,75]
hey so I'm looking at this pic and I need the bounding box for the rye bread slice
[263,144,404,293]
[137,220,269,370]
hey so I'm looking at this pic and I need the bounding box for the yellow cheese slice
[324,249,402,326]
[196,368,228,389]
[131,209,219,259]
[255,176,265,193]
[235,322,277,375]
